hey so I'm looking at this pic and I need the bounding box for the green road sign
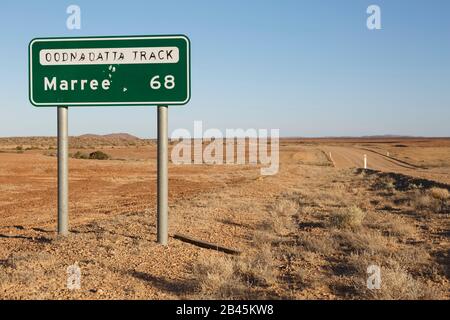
[29,35,190,106]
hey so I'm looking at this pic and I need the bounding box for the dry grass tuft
[192,229,277,300]
[264,199,298,236]
[192,246,276,299]
[376,176,396,191]
[429,187,449,201]
[411,188,449,213]
[313,189,348,207]
[333,229,391,256]
[238,243,276,287]
[412,193,439,210]
[330,206,366,230]
[192,253,244,299]
[270,199,298,216]
[367,263,442,300]
[347,252,442,300]
[296,233,335,256]
[379,217,417,239]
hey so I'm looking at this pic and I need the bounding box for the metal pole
[157,105,168,245]
[58,106,69,235]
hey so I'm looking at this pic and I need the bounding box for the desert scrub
[72,151,89,159]
[330,205,366,230]
[375,176,396,191]
[43,151,56,157]
[192,253,247,299]
[192,231,277,299]
[333,229,391,256]
[192,249,276,299]
[263,198,298,236]
[382,218,416,239]
[372,264,441,299]
[238,242,276,287]
[412,188,449,213]
[429,187,449,201]
[71,150,111,160]
[296,233,335,256]
[366,263,441,299]
[270,198,298,216]
[89,150,110,160]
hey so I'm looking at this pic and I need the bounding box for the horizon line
[1,134,450,140]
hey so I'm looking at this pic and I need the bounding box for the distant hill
[284,135,436,140]
[360,135,418,139]
[0,133,150,149]
[78,133,140,140]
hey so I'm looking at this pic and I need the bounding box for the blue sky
[0,0,449,137]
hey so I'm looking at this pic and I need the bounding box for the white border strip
[40,47,180,65]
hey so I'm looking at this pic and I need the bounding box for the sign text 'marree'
[29,35,190,106]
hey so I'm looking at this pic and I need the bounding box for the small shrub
[237,243,276,287]
[270,199,298,216]
[263,198,298,236]
[411,189,446,213]
[297,233,335,255]
[44,151,56,157]
[192,233,277,299]
[333,230,390,256]
[347,254,442,299]
[330,206,366,230]
[413,193,437,210]
[25,146,40,151]
[314,189,348,207]
[369,263,441,300]
[15,145,23,151]
[380,218,416,239]
[192,253,256,299]
[193,254,238,298]
[380,177,396,191]
[429,187,449,201]
[389,222,416,238]
[72,151,89,159]
[89,151,110,160]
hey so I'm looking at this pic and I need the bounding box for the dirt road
[322,146,416,171]
[321,145,450,184]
